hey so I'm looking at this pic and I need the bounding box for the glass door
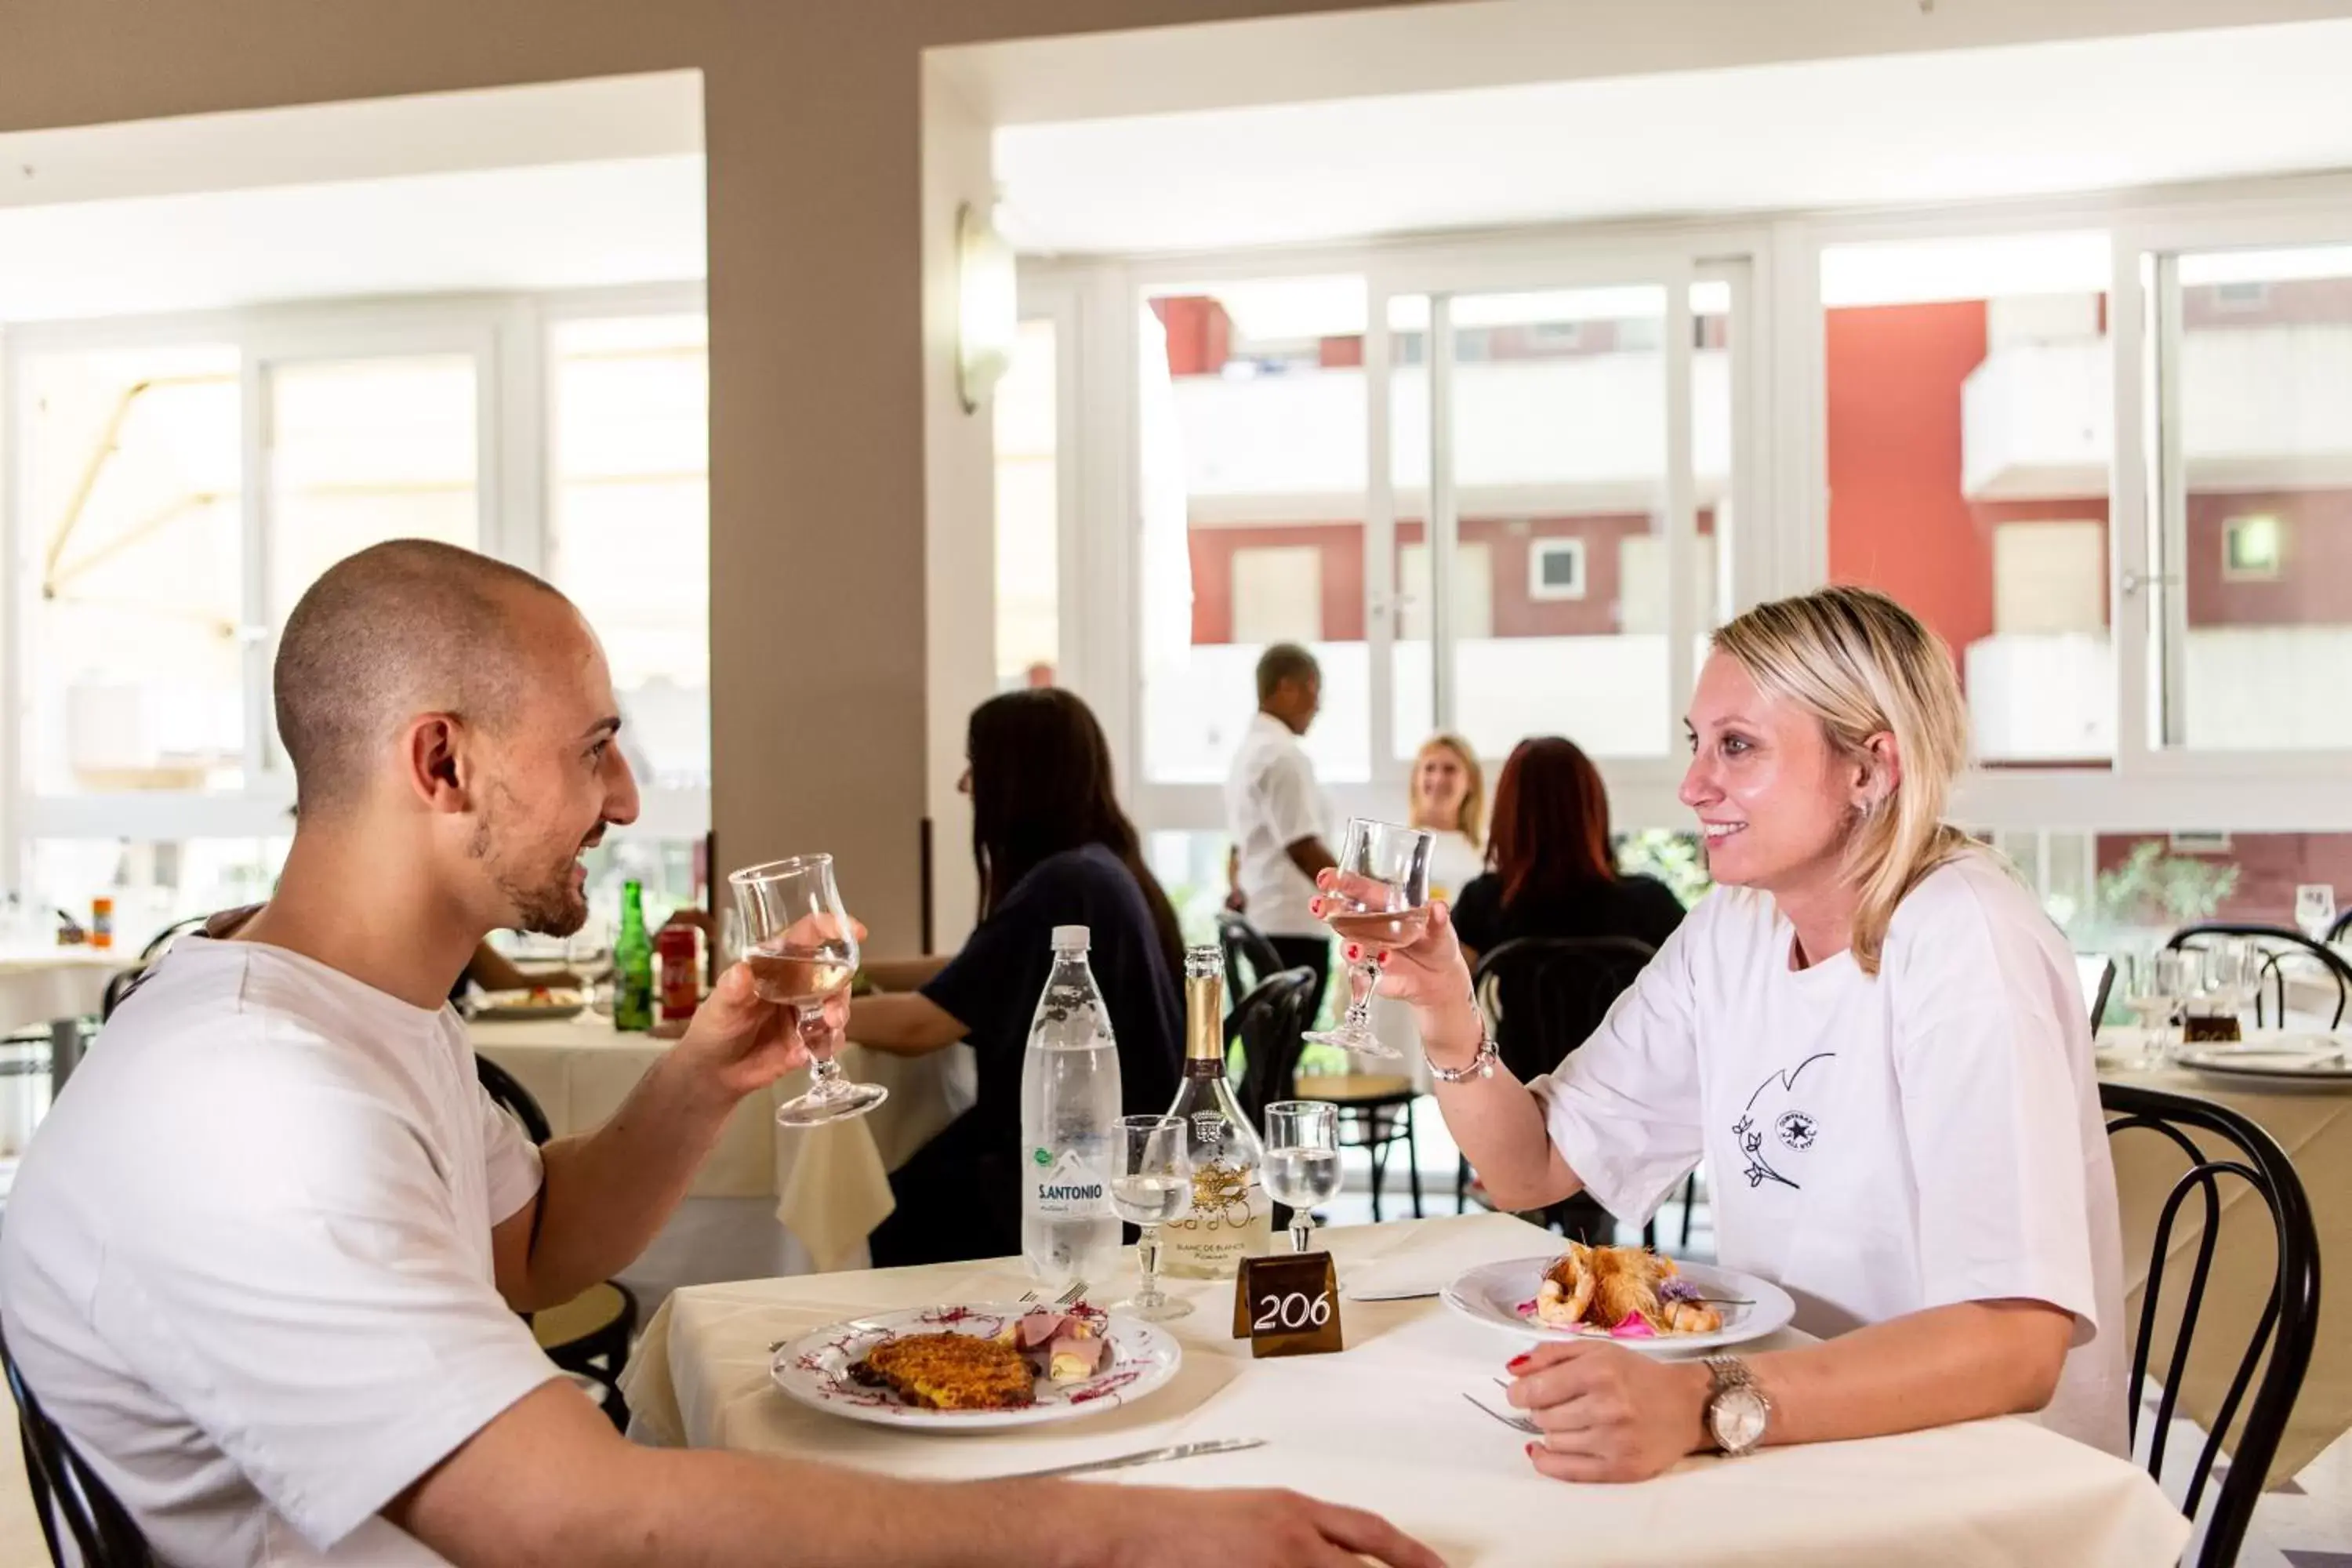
[1370,252,1729,788]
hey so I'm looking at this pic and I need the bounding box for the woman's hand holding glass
[1311,868,1483,1069]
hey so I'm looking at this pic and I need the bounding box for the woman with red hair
[1450,735,1686,968]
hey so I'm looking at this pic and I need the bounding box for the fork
[1463,1391,1541,1436]
[766,1280,1088,1354]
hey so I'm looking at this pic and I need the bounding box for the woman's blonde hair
[1410,733,1486,848]
[1709,586,1972,976]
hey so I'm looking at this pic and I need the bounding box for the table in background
[620,1212,2185,1567]
[2100,1029,2352,1481]
[0,947,128,1160]
[468,1014,973,1297]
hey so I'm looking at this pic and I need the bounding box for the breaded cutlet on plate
[853,1333,1036,1411]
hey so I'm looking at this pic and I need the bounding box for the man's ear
[405,713,474,815]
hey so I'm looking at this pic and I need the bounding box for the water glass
[2122,950,2190,1068]
[1305,819,1435,1062]
[2297,884,2337,944]
[1109,1114,1192,1321]
[1262,1100,1342,1253]
[728,855,887,1127]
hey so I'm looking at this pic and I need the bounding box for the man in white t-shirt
[0,542,1436,1568]
[1224,643,1337,1014]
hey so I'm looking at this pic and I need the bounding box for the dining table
[468,1011,974,1291]
[0,946,129,1162]
[2099,1025,2352,1483]
[618,1210,2189,1566]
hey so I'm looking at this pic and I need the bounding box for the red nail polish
[1524,1441,1543,1458]
[1345,945,1361,961]
[1507,1353,1533,1373]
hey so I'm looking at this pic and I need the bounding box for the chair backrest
[1471,936,1656,1083]
[101,911,230,1022]
[1,1324,158,1568]
[2100,1081,2319,1568]
[1217,913,1288,1005]
[2165,921,2352,1029]
[1230,967,1321,1129]
[2076,953,2117,1032]
[2329,908,2352,947]
[476,1054,554,1145]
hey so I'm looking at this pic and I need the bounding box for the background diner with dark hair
[847,688,1183,1266]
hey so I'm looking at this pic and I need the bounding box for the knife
[989,1437,1265,1480]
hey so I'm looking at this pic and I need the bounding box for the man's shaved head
[274,539,572,815]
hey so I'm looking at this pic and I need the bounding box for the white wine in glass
[1305,818,1435,1062]
[729,855,887,1127]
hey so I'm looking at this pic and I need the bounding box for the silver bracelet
[1426,1031,1499,1083]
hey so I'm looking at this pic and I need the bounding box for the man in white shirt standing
[1225,643,1338,1018]
[0,542,1435,1568]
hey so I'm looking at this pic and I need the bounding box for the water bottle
[1020,925,1123,1289]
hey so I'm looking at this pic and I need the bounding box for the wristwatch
[1702,1355,1771,1457]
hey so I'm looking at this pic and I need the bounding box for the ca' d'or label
[1231,1251,1343,1359]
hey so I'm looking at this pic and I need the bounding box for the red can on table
[656,926,700,1022]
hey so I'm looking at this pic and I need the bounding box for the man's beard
[470,788,592,936]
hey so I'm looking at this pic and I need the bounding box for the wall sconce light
[956,198,1017,414]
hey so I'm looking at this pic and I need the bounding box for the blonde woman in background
[1406,733,1486,903]
[1335,586,2126,1479]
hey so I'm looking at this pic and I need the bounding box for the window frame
[1051,169,2352,844]
[1525,536,1589,602]
[0,281,712,889]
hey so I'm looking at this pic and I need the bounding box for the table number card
[1232,1251,1343,1358]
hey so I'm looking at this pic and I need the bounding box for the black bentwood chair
[475,1056,640,1432]
[2,1323,158,1566]
[2100,1081,2320,1567]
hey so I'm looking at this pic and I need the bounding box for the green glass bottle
[613,880,655,1033]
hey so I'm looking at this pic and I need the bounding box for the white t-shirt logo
[1730,1051,1835,1191]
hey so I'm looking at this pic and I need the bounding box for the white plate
[1442,1257,1796,1355]
[469,988,586,1022]
[770,1302,1181,1431]
[2176,1038,2352,1083]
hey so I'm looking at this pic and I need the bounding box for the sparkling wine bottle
[1157,946,1271,1279]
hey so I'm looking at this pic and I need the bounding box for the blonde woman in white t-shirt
[1324,585,2127,1481]
[1406,732,1486,905]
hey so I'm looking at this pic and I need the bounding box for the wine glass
[728,855,888,1127]
[2122,950,2189,1068]
[2297,884,2337,945]
[1109,1114,1193,1321]
[2192,939,2255,1039]
[1263,1100,1341,1254]
[1305,818,1435,1061]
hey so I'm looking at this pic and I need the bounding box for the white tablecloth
[619,1212,2187,1566]
[2100,1027,2352,1480]
[0,948,122,1036]
[468,1015,973,1272]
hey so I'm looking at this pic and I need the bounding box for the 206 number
[1254,1289,1333,1331]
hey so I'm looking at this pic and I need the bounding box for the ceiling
[996,19,2352,256]
[0,74,705,322]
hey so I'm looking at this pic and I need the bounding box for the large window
[2146,243,2352,752]
[1822,232,2116,766]
[3,292,713,937]
[16,342,245,795]
[547,312,710,789]
[1140,277,1371,786]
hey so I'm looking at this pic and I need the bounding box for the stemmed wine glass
[1305,818,1435,1061]
[728,855,888,1127]
[2297,884,2338,945]
[1263,1100,1341,1254]
[2122,950,2189,1069]
[1109,1114,1193,1321]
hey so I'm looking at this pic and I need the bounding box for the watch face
[1711,1387,1769,1453]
